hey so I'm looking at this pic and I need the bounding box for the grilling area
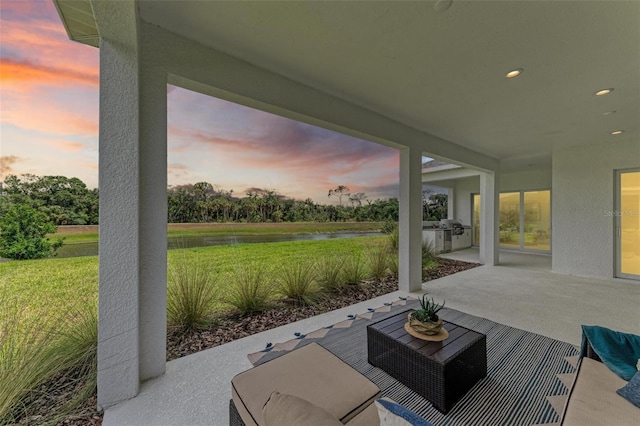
[422,220,472,254]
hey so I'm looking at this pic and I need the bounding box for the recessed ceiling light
[505,68,523,78]
[433,0,453,12]
[603,111,617,115]
[611,130,623,135]
[594,88,614,96]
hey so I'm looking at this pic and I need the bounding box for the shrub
[225,264,273,314]
[388,253,399,277]
[422,240,437,266]
[342,252,367,286]
[277,261,321,306]
[315,255,346,293]
[43,304,98,423]
[387,226,399,252]
[0,300,59,423]
[167,253,219,330]
[381,220,398,234]
[0,291,99,424]
[366,244,390,281]
[0,203,63,260]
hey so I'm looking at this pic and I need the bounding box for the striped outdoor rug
[248,298,579,426]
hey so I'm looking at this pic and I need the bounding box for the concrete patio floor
[104,250,639,426]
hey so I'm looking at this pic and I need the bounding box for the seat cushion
[562,357,638,425]
[346,402,380,426]
[262,391,342,426]
[232,343,381,426]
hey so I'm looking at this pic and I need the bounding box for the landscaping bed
[11,257,480,425]
[166,258,478,360]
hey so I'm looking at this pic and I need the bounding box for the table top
[367,308,486,365]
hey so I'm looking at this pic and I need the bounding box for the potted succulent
[408,294,445,335]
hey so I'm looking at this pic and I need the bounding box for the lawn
[1,235,393,423]
[54,222,384,244]
[0,235,388,322]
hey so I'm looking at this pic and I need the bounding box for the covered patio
[52,0,639,423]
[102,251,639,425]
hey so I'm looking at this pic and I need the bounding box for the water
[54,232,382,258]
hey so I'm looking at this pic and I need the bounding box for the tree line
[0,175,448,226]
[166,183,399,223]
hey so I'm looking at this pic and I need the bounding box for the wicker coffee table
[367,308,487,413]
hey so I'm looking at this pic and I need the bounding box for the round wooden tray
[404,322,449,341]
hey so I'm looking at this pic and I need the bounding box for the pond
[54,232,383,258]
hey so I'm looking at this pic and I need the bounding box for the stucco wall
[501,169,552,192]
[454,176,480,226]
[552,139,640,279]
[450,169,552,227]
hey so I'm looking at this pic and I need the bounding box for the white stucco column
[97,34,167,408]
[479,171,500,265]
[447,188,455,220]
[138,62,168,381]
[399,147,423,292]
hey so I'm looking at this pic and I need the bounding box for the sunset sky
[0,0,410,203]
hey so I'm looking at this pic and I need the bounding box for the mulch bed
[166,258,479,361]
[20,257,479,425]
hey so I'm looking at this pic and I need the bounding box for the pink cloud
[0,58,98,88]
[0,2,99,137]
[67,160,98,171]
[1,93,98,136]
[167,121,400,201]
[47,140,85,152]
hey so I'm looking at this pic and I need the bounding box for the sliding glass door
[523,191,551,251]
[473,194,481,245]
[617,170,640,279]
[500,190,550,251]
[472,190,551,252]
[499,192,520,249]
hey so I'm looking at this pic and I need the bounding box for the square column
[97,38,167,409]
[398,147,423,292]
[447,188,455,219]
[479,172,499,265]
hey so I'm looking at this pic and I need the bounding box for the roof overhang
[54,0,99,48]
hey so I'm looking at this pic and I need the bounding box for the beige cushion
[562,357,638,425]
[232,343,381,426]
[346,402,380,426]
[263,391,342,426]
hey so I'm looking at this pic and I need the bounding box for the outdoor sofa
[230,342,431,426]
[561,326,640,425]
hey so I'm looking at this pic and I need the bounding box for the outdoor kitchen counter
[422,227,472,253]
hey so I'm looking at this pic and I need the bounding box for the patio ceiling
[58,1,639,172]
[137,1,640,173]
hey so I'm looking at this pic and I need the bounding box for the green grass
[277,260,320,306]
[0,235,386,422]
[314,255,346,292]
[0,236,386,322]
[0,296,98,424]
[0,256,98,318]
[167,252,220,330]
[55,222,383,244]
[225,263,275,314]
[54,233,98,244]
